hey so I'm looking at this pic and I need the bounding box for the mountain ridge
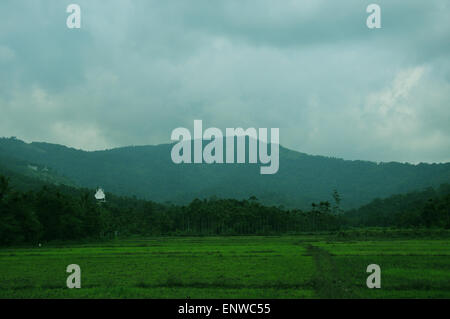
[1,136,449,209]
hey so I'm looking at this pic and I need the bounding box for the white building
[95,188,106,202]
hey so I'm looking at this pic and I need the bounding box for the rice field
[0,234,448,298]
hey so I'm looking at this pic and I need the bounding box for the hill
[0,137,449,209]
[345,184,450,228]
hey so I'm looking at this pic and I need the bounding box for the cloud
[0,0,449,162]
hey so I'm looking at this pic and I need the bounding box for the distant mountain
[0,152,75,190]
[0,137,449,209]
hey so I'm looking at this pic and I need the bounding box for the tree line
[0,175,343,245]
[1,174,449,245]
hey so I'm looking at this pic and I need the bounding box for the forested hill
[345,184,450,228]
[1,137,449,209]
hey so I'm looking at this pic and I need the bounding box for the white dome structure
[95,188,106,201]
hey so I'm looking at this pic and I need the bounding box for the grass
[0,233,449,298]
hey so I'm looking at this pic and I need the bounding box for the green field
[0,234,449,298]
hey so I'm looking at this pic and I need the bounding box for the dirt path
[306,244,358,298]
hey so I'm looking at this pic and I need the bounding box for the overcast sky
[0,0,449,163]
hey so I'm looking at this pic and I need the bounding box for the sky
[0,0,449,163]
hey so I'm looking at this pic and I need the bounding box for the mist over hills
[0,137,449,209]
